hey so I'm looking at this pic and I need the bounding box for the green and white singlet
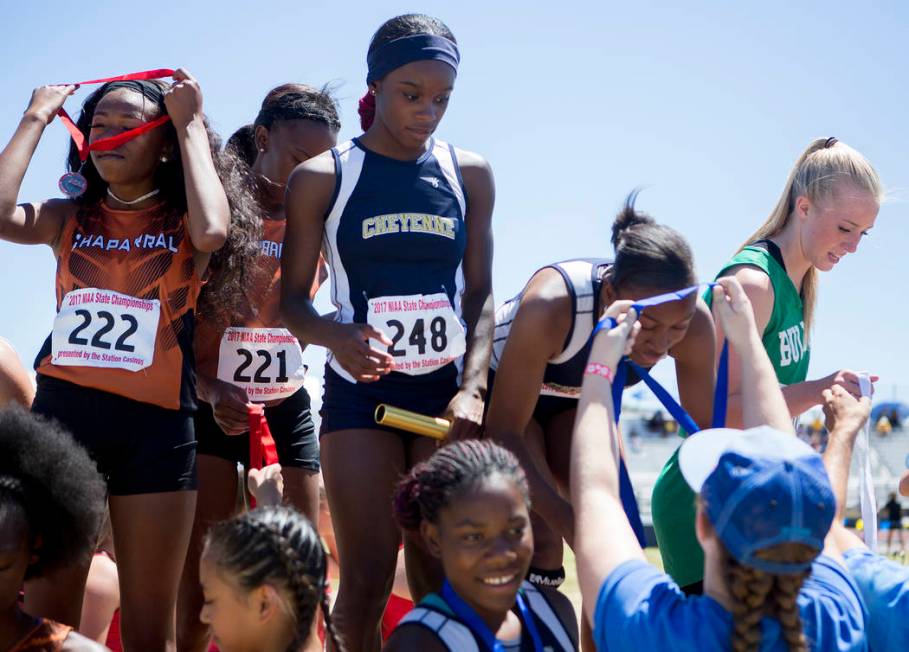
[650,241,810,588]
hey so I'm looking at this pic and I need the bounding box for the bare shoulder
[285,150,337,212]
[62,631,110,652]
[726,264,775,327]
[288,149,336,185]
[382,622,450,652]
[453,147,494,187]
[725,263,773,295]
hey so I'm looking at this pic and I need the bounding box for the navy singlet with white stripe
[323,138,468,385]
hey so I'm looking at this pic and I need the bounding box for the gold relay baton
[374,404,450,440]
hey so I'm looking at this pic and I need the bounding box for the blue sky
[2,0,907,412]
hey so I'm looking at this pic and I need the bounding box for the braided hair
[725,542,816,652]
[204,506,341,652]
[609,190,696,292]
[393,440,529,531]
[0,405,106,579]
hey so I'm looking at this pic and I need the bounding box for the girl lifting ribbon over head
[280,13,496,651]
[0,68,251,650]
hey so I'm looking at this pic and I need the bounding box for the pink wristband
[584,362,614,382]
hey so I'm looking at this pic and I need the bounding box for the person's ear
[255,125,270,156]
[602,277,618,304]
[694,500,715,547]
[420,521,443,559]
[255,584,283,622]
[793,194,812,222]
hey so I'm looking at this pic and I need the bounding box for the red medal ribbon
[248,404,279,470]
[55,69,176,162]
[247,404,279,508]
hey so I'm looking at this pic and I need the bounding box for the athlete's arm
[719,265,869,427]
[0,85,77,247]
[164,69,229,257]
[443,149,495,439]
[670,298,716,429]
[486,270,575,542]
[0,338,34,407]
[197,372,251,436]
[281,153,393,382]
[571,302,645,623]
[712,278,793,433]
[821,385,872,558]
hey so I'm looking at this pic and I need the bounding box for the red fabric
[104,610,121,652]
[358,91,376,131]
[57,110,171,162]
[381,593,415,642]
[54,69,176,162]
[247,404,279,508]
[67,69,175,85]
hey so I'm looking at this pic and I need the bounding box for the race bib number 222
[52,288,160,372]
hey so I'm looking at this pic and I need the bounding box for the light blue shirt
[843,547,909,652]
[594,555,867,651]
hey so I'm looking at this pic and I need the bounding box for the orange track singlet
[9,619,71,652]
[195,218,287,379]
[36,202,201,410]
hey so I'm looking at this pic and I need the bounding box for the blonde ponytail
[740,138,882,333]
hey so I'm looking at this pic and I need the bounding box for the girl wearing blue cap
[570,277,866,651]
[281,13,495,651]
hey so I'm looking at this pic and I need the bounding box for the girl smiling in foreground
[385,440,578,651]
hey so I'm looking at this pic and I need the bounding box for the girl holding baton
[281,14,495,650]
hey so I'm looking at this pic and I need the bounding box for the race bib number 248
[367,292,466,375]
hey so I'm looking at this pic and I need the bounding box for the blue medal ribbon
[594,283,729,547]
[441,580,544,652]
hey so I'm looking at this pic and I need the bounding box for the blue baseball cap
[678,426,835,574]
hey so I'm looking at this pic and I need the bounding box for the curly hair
[64,80,262,327]
[725,542,816,652]
[225,123,257,168]
[0,405,106,579]
[392,440,529,531]
[204,506,341,652]
[197,144,262,325]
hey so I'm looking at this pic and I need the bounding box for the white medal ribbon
[857,373,877,550]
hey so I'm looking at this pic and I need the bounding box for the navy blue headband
[366,34,460,83]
